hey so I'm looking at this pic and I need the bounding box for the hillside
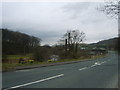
[2,28,41,55]
[89,37,119,50]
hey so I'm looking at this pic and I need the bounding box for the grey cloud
[62,2,92,19]
[2,2,118,45]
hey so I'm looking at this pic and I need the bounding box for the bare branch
[98,0,120,19]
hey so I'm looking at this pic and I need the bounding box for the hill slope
[89,37,119,50]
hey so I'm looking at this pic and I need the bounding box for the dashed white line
[101,62,105,64]
[90,64,97,67]
[79,67,87,71]
[79,60,108,71]
[6,74,64,89]
[95,62,101,65]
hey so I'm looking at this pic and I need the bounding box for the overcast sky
[1,2,118,45]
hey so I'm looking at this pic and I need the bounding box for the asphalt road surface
[2,51,118,89]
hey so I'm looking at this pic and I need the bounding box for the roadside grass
[2,54,107,72]
[3,54,33,60]
[2,63,17,71]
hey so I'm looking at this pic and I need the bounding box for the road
[2,51,118,89]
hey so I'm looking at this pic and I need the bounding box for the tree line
[2,28,41,55]
[2,28,89,62]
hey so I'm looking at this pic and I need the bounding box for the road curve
[2,51,118,89]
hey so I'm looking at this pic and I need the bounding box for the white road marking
[90,64,97,67]
[95,62,102,65]
[79,60,108,71]
[101,61,105,64]
[7,74,64,89]
[91,61,107,68]
[79,67,87,71]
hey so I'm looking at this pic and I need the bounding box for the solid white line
[7,74,64,89]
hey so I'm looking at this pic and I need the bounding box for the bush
[33,46,51,62]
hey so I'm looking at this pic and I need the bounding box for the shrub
[33,46,51,62]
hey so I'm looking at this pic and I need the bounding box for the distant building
[90,47,108,55]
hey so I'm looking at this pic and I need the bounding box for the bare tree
[98,0,120,19]
[98,0,120,54]
[62,30,85,53]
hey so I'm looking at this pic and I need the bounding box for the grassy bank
[2,54,107,72]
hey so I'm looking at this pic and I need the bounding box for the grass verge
[2,54,107,72]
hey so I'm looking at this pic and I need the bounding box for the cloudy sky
[1,1,118,45]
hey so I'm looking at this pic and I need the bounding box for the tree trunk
[75,43,78,53]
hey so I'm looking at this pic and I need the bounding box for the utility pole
[68,32,71,52]
[65,39,67,56]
